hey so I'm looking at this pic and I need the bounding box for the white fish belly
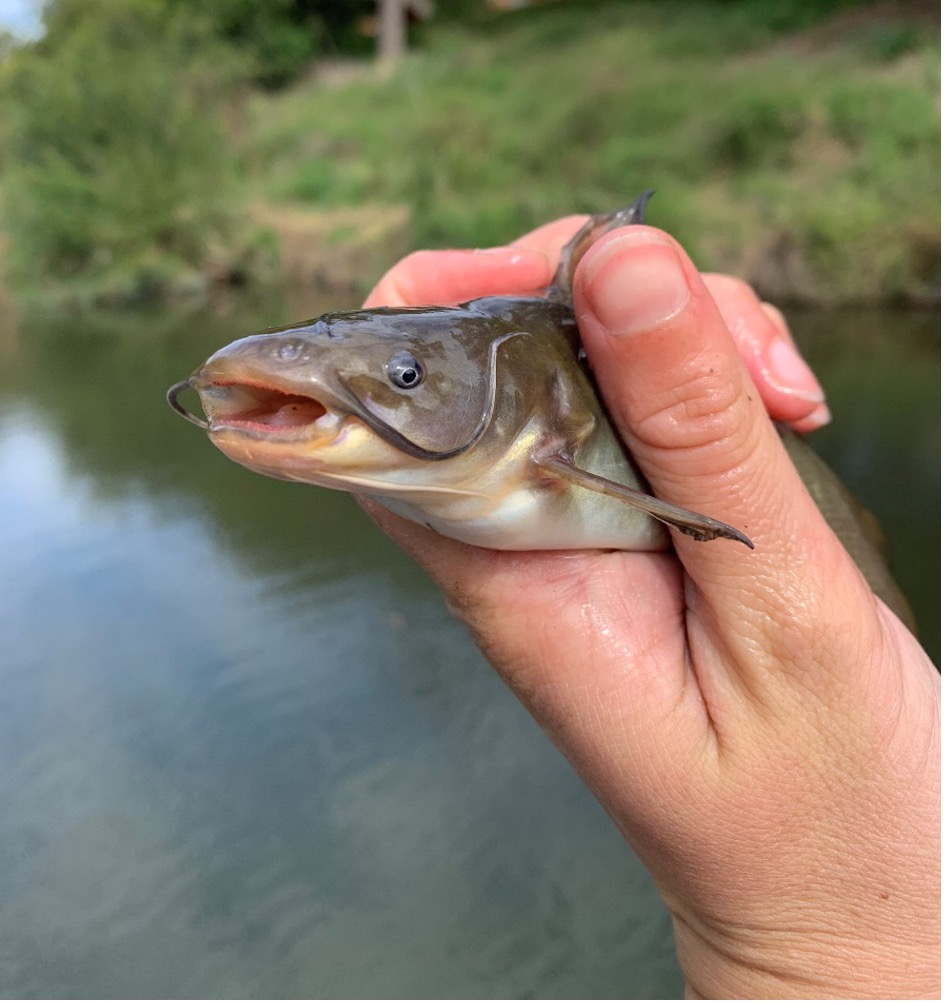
[375,485,668,551]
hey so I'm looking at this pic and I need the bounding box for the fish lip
[195,375,344,443]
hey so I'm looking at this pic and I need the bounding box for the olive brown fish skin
[167,195,915,629]
[185,296,677,552]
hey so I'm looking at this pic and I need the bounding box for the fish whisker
[167,379,209,429]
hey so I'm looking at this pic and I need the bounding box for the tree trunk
[377,0,406,68]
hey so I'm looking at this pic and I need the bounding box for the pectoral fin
[539,456,754,548]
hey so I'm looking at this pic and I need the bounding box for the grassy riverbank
[244,0,939,305]
[1,0,939,307]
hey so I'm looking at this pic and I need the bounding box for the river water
[0,290,938,998]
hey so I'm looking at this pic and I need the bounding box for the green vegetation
[0,0,939,306]
[162,0,373,88]
[248,0,939,304]
[0,0,248,304]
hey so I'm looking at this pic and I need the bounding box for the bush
[0,0,241,290]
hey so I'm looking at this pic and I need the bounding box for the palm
[360,510,698,756]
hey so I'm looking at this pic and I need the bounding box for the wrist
[671,893,941,1000]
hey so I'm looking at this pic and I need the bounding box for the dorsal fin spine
[547,189,655,307]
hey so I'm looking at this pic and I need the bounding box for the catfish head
[168,300,549,497]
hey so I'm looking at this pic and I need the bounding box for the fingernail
[582,231,691,334]
[760,301,789,336]
[767,337,826,404]
[473,245,545,262]
[806,402,832,428]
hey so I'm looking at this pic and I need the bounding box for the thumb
[572,227,880,676]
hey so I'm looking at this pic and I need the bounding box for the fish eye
[386,351,425,389]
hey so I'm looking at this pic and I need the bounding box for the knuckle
[633,361,747,455]
[382,250,438,305]
[704,273,759,308]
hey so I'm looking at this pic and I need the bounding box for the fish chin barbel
[167,378,209,429]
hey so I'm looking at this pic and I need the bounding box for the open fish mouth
[167,377,338,440]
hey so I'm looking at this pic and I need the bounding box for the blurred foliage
[161,0,373,88]
[0,0,244,301]
[0,29,16,60]
[0,0,938,306]
[248,0,939,304]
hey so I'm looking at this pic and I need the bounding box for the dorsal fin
[548,189,655,307]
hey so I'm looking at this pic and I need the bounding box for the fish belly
[371,479,668,552]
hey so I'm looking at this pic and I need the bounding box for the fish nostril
[275,342,304,363]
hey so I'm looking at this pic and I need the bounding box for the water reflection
[0,294,937,998]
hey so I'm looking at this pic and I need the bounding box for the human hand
[362,219,940,998]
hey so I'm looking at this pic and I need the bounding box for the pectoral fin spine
[538,456,754,548]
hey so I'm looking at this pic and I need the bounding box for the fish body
[173,194,748,550]
[168,195,914,625]
[195,294,672,551]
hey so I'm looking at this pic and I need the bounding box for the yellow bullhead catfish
[168,193,914,625]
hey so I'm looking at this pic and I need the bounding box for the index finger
[362,215,588,309]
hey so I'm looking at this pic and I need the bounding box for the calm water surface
[0,292,938,997]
